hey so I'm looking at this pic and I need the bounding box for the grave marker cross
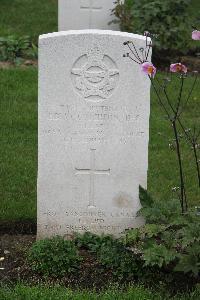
[80,0,103,28]
[75,148,110,208]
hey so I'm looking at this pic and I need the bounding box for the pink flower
[141,62,156,78]
[192,30,200,40]
[170,63,187,74]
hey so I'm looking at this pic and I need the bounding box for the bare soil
[0,60,37,69]
[0,226,199,293]
[0,234,115,290]
[0,234,35,284]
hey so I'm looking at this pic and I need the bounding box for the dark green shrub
[97,237,142,279]
[113,0,193,54]
[75,232,142,279]
[123,187,200,277]
[111,0,134,32]
[75,231,105,252]
[28,236,82,277]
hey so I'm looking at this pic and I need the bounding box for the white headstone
[58,0,121,31]
[37,30,151,239]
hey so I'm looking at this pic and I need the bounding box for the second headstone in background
[58,0,121,31]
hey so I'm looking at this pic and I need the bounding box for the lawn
[0,68,199,221]
[148,74,200,205]
[0,68,37,221]
[0,0,57,41]
[0,0,199,42]
[0,284,200,300]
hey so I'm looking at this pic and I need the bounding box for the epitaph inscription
[71,45,119,102]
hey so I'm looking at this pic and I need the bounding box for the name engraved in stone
[48,104,140,122]
[43,104,145,144]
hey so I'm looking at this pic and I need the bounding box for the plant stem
[192,143,200,187]
[149,76,171,120]
[172,121,187,212]
[175,75,184,120]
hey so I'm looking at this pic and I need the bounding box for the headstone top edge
[39,30,150,42]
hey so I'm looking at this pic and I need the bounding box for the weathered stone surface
[58,0,121,31]
[37,30,151,238]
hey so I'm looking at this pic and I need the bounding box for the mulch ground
[0,234,35,284]
[0,233,115,290]
[0,60,37,69]
[0,224,199,293]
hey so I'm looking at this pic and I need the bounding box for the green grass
[0,0,57,41]
[0,68,37,221]
[0,69,199,221]
[0,285,200,300]
[148,75,200,204]
[0,0,199,43]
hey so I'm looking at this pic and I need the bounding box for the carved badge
[71,45,119,102]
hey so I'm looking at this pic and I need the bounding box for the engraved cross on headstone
[80,0,103,28]
[75,149,110,209]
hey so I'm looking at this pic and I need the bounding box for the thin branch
[127,55,141,65]
[178,74,198,117]
[172,121,188,213]
[145,41,152,62]
[192,142,200,187]
[163,87,176,116]
[149,75,172,120]
[128,41,143,63]
[126,43,141,63]
[174,76,184,120]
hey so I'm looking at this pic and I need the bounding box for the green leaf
[124,228,140,245]
[142,224,167,238]
[143,244,177,268]
[139,186,154,208]
[175,253,200,277]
